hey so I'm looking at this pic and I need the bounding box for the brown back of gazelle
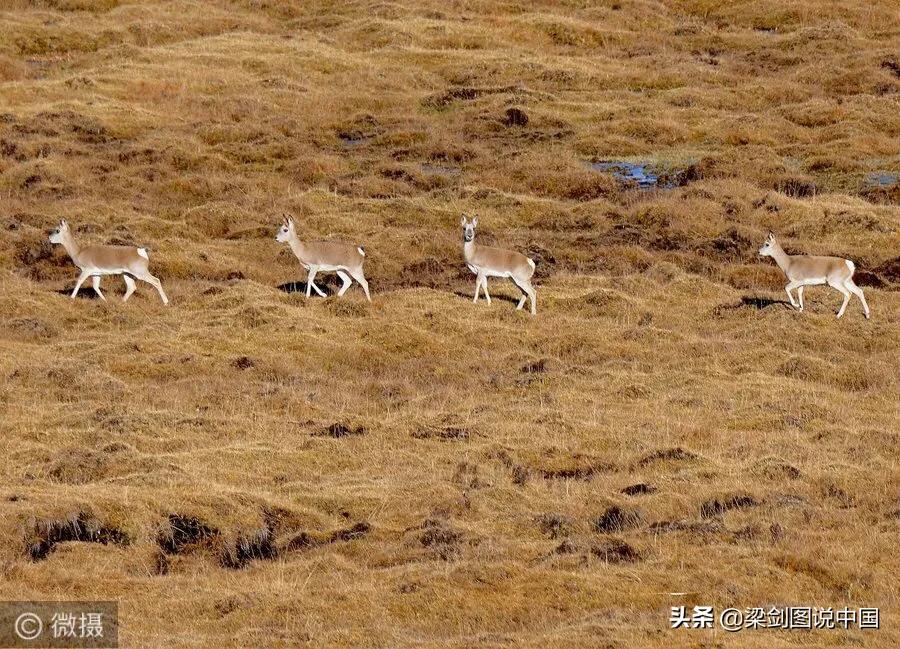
[296,241,366,271]
[782,255,853,283]
[467,244,535,281]
[77,244,153,273]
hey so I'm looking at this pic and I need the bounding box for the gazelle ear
[460,216,467,226]
[767,231,774,240]
[61,219,68,228]
[472,216,478,227]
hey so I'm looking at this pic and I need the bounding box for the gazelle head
[461,215,478,242]
[48,219,70,245]
[276,214,295,243]
[758,232,777,257]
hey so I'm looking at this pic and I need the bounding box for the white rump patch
[357,247,366,257]
[845,259,854,273]
[527,258,536,269]
[137,248,149,260]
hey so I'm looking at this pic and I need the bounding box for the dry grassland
[1,0,899,647]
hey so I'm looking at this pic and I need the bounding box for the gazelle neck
[463,238,476,262]
[288,232,306,259]
[769,241,792,274]
[60,232,82,265]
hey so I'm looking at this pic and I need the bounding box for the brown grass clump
[1,0,899,647]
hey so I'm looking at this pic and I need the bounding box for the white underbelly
[301,262,348,273]
[469,265,511,278]
[81,267,125,276]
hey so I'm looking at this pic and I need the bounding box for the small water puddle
[587,161,675,190]
[338,135,372,149]
[865,171,898,187]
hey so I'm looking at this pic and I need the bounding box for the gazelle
[758,232,869,319]
[275,215,371,301]
[461,216,537,315]
[48,220,169,304]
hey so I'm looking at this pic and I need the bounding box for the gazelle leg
[797,286,804,312]
[349,269,371,302]
[829,280,851,318]
[91,276,106,301]
[481,276,491,304]
[336,270,353,297]
[122,275,136,302]
[135,271,169,305]
[473,273,483,303]
[306,266,325,297]
[845,279,870,319]
[784,281,801,309]
[524,283,537,315]
[71,271,89,298]
[511,277,527,310]
[511,276,536,315]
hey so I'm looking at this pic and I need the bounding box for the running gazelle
[461,216,537,314]
[48,220,169,304]
[758,232,869,319]
[275,215,371,301]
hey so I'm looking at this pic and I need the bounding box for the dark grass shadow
[853,269,889,289]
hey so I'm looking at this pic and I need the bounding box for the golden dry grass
[1,1,899,647]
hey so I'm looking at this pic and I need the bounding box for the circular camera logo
[14,612,43,641]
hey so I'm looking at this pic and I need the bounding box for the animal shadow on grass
[56,286,101,300]
[451,289,521,306]
[278,276,343,297]
[736,296,793,310]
